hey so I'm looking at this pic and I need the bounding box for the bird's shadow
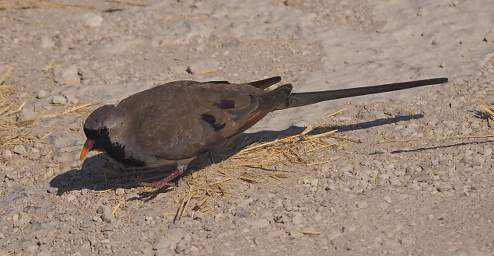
[49,113,423,196]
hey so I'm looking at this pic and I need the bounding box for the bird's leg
[140,164,187,189]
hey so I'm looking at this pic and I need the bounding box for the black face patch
[215,99,235,109]
[201,113,226,131]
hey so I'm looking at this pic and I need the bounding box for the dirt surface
[1,0,494,255]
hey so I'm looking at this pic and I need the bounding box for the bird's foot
[135,167,186,201]
[140,167,185,189]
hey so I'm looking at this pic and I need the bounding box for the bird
[80,76,448,190]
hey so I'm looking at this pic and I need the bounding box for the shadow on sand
[49,113,424,197]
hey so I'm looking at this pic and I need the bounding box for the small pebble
[115,188,125,195]
[36,90,48,99]
[249,218,270,229]
[102,223,114,232]
[484,147,492,156]
[51,96,68,105]
[47,187,57,194]
[302,177,319,187]
[145,216,153,222]
[40,36,55,49]
[484,31,494,43]
[29,147,41,159]
[82,13,103,28]
[234,207,250,218]
[17,105,36,122]
[292,212,304,225]
[98,205,115,223]
[2,150,13,158]
[356,201,368,209]
[383,195,392,204]
[13,145,27,155]
[168,64,188,74]
[64,94,79,104]
[54,65,80,86]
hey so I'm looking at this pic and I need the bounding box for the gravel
[1,1,494,255]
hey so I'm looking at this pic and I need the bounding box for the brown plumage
[80,76,448,190]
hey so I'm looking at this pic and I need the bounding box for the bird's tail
[274,78,448,110]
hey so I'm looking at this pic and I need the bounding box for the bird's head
[80,104,122,160]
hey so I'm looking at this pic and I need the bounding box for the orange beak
[80,139,95,160]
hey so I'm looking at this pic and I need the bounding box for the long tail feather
[275,78,448,110]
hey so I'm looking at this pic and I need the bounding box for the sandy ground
[1,0,494,255]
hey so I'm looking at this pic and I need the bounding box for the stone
[115,188,125,195]
[47,187,58,194]
[383,195,392,204]
[302,177,319,188]
[2,150,13,158]
[29,147,41,159]
[101,223,114,232]
[234,207,250,218]
[248,218,270,229]
[98,205,115,223]
[168,64,189,74]
[13,145,27,155]
[40,36,55,49]
[355,201,368,209]
[81,13,103,28]
[51,96,68,105]
[292,212,304,225]
[54,65,80,86]
[36,90,48,99]
[17,105,36,122]
[64,93,79,104]
[484,31,494,43]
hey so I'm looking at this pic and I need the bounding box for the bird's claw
[132,167,186,201]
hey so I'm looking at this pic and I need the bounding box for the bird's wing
[115,80,291,163]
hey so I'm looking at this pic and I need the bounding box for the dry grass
[0,66,94,150]
[0,67,34,149]
[41,102,93,120]
[173,127,341,220]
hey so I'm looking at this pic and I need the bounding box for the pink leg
[146,169,183,188]
[141,165,186,189]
